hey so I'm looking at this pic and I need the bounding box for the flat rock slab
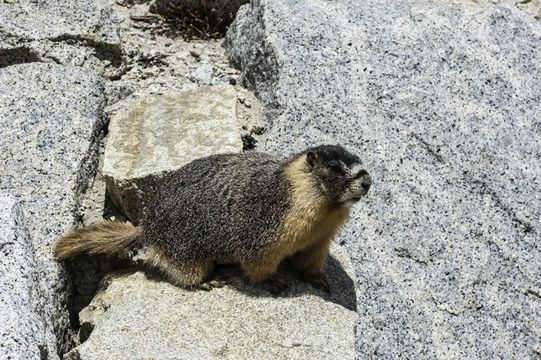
[0,192,56,360]
[103,85,242,224]
[0,63,106,354]
[227,1,541,358]
[64,244,357,360]
[0,0,123,78]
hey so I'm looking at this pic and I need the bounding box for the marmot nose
[362,180,371,192]
[358,172,372,192]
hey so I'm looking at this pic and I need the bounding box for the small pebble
[252,126,265,135]
[190,50,201,58]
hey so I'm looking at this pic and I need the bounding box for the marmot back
[144,152,291,264]
[55,145,372,293]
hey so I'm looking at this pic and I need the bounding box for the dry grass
[159,0,234,40]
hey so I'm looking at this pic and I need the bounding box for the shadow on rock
[137,253,357,312]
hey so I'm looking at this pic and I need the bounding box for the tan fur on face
[242,154,350,283]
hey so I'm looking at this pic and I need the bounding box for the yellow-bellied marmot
[55,145,371,293]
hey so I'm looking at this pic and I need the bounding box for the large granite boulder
[0,0,123,78]
[226,0,541,358]
[63,243,357,360]
[429,0,541,20]
[0,63,107,355]
[103,85,243,224]
[0,192,57,360]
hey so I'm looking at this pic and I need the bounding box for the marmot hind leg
[145,247,215,289]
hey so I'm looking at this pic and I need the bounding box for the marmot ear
[306,150,319,168]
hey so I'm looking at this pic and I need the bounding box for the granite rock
[0,192,58,360]
[429,0,541,20]
[227,1,541,358]
[190,63,216,85]
[103,85,243,224]
[64,243,357,360]
[0,63,107,354]
[0,0,123,78]
[104,80,136,106]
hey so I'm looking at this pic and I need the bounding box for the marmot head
[305,145,372,207]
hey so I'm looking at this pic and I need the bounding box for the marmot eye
[330,164,344,174]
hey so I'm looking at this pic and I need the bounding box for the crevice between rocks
[526,289,541,300]
[464,172,536,235]
[430,295,479,317]
[57,134,105,355]
[411,133,444,163]
[77,319,95,345]
[0,241,14,251]
[393,247,429,265]
[0,37,125,79]
[57,84,119,353]
[38,344,48,360]
[73,119,108,214]
[62,111,134,353]
[0,48,42,68]
[48,35,125,79]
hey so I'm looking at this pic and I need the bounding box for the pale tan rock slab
[64,243,357,360]
[103,85,242,224]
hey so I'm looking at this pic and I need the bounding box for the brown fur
[56,221,211,288]
[56,147,364,292]
[144,247,213,287]
[241,154,350,284]
[54,221,142,259]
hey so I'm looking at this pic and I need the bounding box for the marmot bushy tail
[55,145,372,294]
[54,221,142,259]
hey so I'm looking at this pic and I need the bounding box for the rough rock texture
[64,243,357,360]
[430,0,541,20]
[103,85,243,224]
[150,0,249,22]
[101,0,265,145]
[0,192,58,360]
[226,1,541,358]
[0,63,107,354]
[65,0,265,339]
[0,0,123,78]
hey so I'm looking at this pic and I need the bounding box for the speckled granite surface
[0,63,107,355]
[64,244,357,360]
[0,0,123,78]
[0,192,58,360]
[227,0,541,358]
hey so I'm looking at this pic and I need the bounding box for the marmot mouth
[350,196,362,202]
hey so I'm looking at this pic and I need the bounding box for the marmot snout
[305,145,372,206]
